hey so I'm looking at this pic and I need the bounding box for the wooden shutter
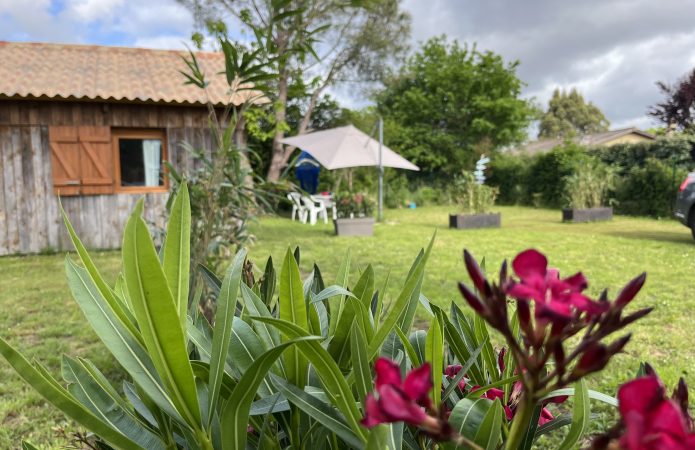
[48,126,114,196]
[49,126,81,196]
[78,126,114,195]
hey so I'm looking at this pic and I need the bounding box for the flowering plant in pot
[450,172,501,229]
[563,158,616,223]
[334,191,375,236]
[0,182,686,450]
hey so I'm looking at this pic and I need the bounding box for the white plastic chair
[287,193,307,223]
[301,195,328,225]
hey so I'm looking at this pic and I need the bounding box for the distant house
[0,41,256,255]
[513,127,656,156]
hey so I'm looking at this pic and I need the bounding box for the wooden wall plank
[0,127,9,255]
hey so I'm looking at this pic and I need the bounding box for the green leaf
[65,258,183,423]
[0,337,145,450]
[540,387,618,407]
[60,203,142,344]
[21,442,40,450]
[240,283,281,350]
[279,248,309,389]
[310,285,355,303]
[449,397,493,443]
[558,379,590,450]
[162,182,191,330]
[473,314,499,382]
[368,235,435,359]
[259,256,276,307]
[219,337,320,450]
[252,317,368,442]
[366,424,391,450]
[123,211,201,430]
[425,314,443,408]
[350,323,371,406]
[394,328,421,367]
[473,399,504,450]
[270,375,364,449]
[61,356,166,450]
[441,337,487,403]
[229,317,274,396]
[329,249,351,336]
[208,248,246,425]
[329,265,373,368]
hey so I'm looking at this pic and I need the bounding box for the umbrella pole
[378,117,384,222]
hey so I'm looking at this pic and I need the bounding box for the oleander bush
[3,184,692,449]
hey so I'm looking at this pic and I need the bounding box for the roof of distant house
[512,127,656,155]
[0,41,262,106]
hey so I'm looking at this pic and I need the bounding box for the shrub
[487,152,531,204]
[527,142,589,207]
[5,183,687,449]
[563,157,616,208]
[335,191,374,218]
[589,134,695,176]
[451,172,498,213]
[614,158,686,218]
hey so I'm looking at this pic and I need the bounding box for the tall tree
[376,36,536,176]
[180,0,411,181]
[538,88,610,138]
[649,68,695,133]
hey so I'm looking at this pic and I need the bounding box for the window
[112,129,168,192]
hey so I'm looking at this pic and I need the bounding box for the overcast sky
[2,0,695,130]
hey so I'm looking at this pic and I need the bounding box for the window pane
[119,138,163,187]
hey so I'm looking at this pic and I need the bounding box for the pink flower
[361,358,433,428]
[444,364,469,391]
[617,375,695,450]
[506,249,607,323]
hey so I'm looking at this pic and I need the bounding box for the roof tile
[0,41,262,106]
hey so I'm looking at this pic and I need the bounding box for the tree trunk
[267,67,289,182]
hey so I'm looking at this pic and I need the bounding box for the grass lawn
[1,205,694,447]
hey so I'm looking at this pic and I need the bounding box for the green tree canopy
[376,36,536,176]
[538,88,610,139]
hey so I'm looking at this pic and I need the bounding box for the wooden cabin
[0,41,252,255]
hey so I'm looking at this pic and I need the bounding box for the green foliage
[563,158,616,209]
[538,88,610,138]
[526,142,589,208]
[2,185,616,448]
[376,36,536,177]
[335,192,374,218]
[615,158,686,218]
[452,172,498,213]
[588,134,695,176]
[487,152,532,205]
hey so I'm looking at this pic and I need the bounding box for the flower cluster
[362,358,454,441]
[459,248,651,390]
[591,366,695,450]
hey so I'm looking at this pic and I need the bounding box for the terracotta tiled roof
[0,41,263,106]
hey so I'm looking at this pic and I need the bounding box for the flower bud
[458,282,486,315]
[463,250,491,297]
[574,343,608,377]
[615,272,646,308]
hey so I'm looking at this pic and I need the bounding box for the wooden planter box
[334,217,375,236]
[449,213,501,229]
[562,207,613,223]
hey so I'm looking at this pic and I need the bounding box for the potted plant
[334,192,375,236]
[562,158,615,223]
[449,172,500,229]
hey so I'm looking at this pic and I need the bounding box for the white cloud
[133,34,189,50]
[65,0,125,22]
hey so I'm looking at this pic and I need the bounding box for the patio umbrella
[281,125,419,171]
[281,124,419,220]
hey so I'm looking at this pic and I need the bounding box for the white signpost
[474,155,490,184]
